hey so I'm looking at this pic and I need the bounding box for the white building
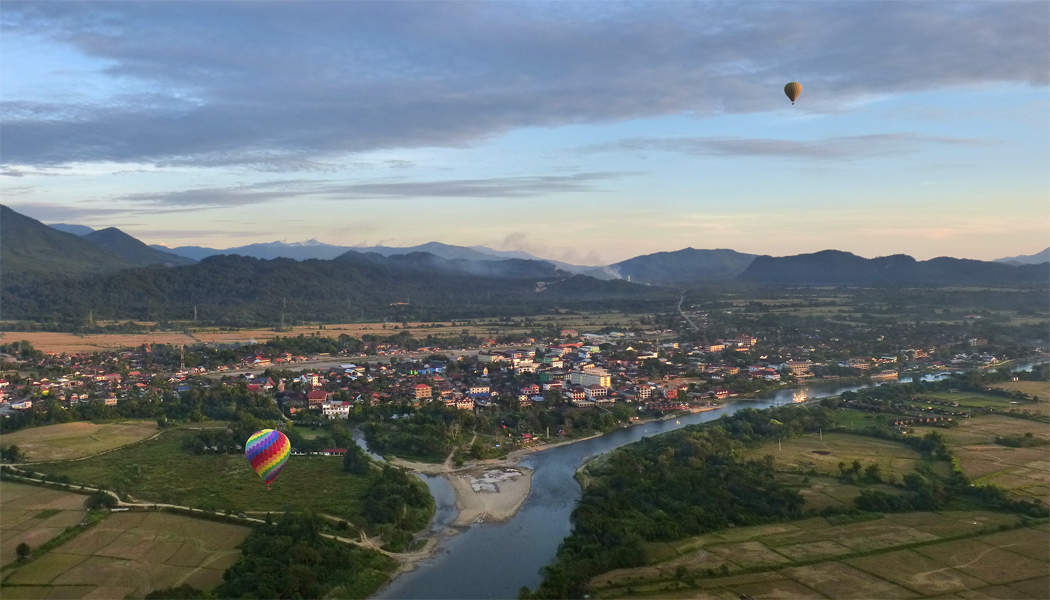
[322,401,350,419]
[567,367,611,388]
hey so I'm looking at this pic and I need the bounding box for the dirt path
[0,467,422,560]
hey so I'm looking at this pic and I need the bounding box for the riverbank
[449,466,533,526]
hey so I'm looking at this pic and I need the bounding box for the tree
[1,444,24,462]
[342,444,371,476]
[84,491,117,509]
[16,542,30,561]
[144,584,205,599]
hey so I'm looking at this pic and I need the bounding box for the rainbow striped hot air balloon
[245,429,290,488]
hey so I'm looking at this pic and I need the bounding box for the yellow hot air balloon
[784,81,802,105]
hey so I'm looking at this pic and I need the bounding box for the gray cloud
[1,2,1046,168]
[7,202,151,222]
[582,133,988,160]
[116,172,631,209]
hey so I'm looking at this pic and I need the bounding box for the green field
[917,390,1047,416]
[1,421,159,462]
[30,428,375,525]
[589,511,1047,599]
[914,415,1050,505]
[1,508,249,599]
[992,380,1049,402]
[741,432,922,481]
[1,483,89,565]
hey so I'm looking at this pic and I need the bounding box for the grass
[2,421,159,462]
[30,428,377,526]
[991,380,1049,398]
[912,415,1050,505]
[590,511,1043,599]
[740,432,922,481]
[0,511,250,599]
[919,390,1042,414]
[0,482,89,566]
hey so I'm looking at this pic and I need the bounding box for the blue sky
[2,1,1047,264]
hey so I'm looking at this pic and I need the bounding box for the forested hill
[0,205,135,275]
[83,227,195,267]
[611,248,757,285]
[739,250,1049,285]
[1,253,662,326]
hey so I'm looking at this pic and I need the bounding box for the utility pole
[193,304,198,322]
[280,297,287,331]
[179,345,185,371]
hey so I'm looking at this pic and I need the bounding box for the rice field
[0,482,88,566]
[0,509,249,599]
[1,311,649,353]
[914,415,1050,505]
[590,511,1046,599]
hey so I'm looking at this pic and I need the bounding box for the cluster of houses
[0,326,1001,420]
[0,368,148,414]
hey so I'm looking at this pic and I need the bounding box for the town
[1,308,1034,461]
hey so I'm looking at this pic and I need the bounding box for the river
[376,360,1047,599]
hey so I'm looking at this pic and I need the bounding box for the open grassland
[775,473,906,512]
[992,380,1049,402]
[1,510,249,599]
[917,390,1048,417]
[914,415,1050,506]
[0,483,88,566]
[741,432,922,481]
[31,428,374,525]
[1,311,648,353]
[589,511,1047,599]
[1,421,159,462]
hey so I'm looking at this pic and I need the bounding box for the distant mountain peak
[48,223,95,236]
[83,226,195,267]
[995,247,1050,265]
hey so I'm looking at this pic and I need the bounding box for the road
[677,293,700,332]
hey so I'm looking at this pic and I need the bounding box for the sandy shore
[448,466,533,526]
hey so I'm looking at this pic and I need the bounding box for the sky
[2,1,1048,265]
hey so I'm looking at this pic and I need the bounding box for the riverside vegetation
[524,376,1049,599]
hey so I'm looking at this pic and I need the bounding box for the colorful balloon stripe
[244,429,290,486]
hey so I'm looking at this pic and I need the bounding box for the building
[414,383,432,401]
[307,390,328,406]
[786,360,813,377]
[585,384,608,399]
[322,401,351,419]
[567,367,611,388]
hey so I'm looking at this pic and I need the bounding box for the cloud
[1,2,1045,169]
[581,133,987,160]
[6,202,148,222]
[114,172,631,209]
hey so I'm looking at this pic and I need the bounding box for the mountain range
[740,250,1047,285]
[996,247,1050,266]
[34,212,1046,287]
[146,240,618,279]
[0,205,1045,326]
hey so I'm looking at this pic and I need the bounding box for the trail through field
[910,542,1020,590]
[0,468,425,561]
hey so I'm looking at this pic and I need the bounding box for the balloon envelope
[784,81,802,103]
[245,429,290,486]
